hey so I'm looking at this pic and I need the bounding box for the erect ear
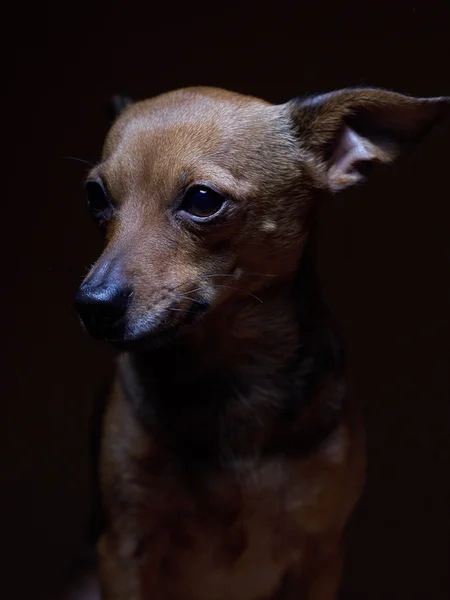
[287,88,450,192]
[106,94,134,123]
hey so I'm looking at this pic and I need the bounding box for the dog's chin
[110,299,212,352]
[111,323,183,352]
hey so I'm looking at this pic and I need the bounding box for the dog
[70,86,449,600]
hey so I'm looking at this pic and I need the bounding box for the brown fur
[70,86,449,599]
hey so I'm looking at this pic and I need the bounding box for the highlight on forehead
[127,86,271,117]
[105,87,275,150]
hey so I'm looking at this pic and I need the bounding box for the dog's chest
[124,459,310,600]
[104,420,348,600]
[102,373,354,600]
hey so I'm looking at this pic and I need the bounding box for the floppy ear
[287,88,450,192]
[106,94,134,123]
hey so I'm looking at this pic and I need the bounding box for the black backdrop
[2,2,449,599]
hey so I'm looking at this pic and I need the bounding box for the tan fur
[98,377,364,600]
[73,86,449,599]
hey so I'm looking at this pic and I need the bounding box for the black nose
[74,283,131,339]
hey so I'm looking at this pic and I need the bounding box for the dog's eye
[180,186,225,219]
[85,179,111,214]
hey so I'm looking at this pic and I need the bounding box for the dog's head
[75,87,448,345]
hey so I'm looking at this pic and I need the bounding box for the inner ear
[326,124,399,191]
[106,94,134,123]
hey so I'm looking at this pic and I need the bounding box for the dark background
[2,2,449,599]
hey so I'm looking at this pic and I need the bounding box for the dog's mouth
[109,296,212,350]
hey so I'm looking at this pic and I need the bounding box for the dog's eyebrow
[85,165,103,182]
[187,164,256,200]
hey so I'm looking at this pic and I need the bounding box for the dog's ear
[287,88,450,192]
[106,94,134,123]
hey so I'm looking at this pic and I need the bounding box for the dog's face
[75,87,448,345]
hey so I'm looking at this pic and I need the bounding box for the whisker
[182,287,202,295]
[61,156,95,167]
[199,272,275,280]
[163,307,198,314]
[198,273,240,279]
[174,294,205,305]
[211,284,263,304]
[173,271,275,293]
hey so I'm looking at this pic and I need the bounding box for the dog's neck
[118,237,345,466]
